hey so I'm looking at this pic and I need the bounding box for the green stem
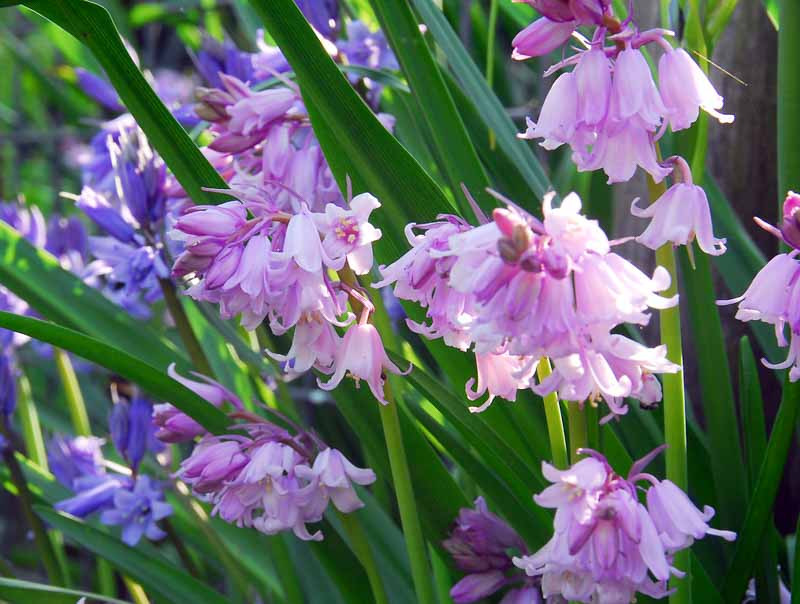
[338,511,389,604]
[122,576,150,604]
[537,358,568,469]
[0,422,62,585]
[54,348,90,436]
[16,375,46,468]
[485,0,499,150]
[566,401,588,464]
[159,279,214,377]
[379,387,436,604]
[649,174,690,603]
[96,559,115,597]
[779,0,800,210]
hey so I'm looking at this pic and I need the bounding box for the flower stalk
[159,279,214,377]
[338,510,389,604]
[649,173,690,604]
[537,358,568,469]
[566,401,588,464]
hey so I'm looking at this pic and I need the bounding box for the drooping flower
[48,435,106,489]
[109,396,162,470]
[99,475,172,546]
[658,47,733,131]
[778,191,800,250]
[514,449,735,603]
[718,252,800,381]
[512,18,578,60]
[177,419,377,542]
[317,322,410,404]
[466,352,538,413]
[296,448,376,513]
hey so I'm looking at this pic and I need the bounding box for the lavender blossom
[109,397,162,470]
[47,435,105,489]
[177,420,376,541]
[295,0,340,39]
[514,449,735,602]
[99,475,172,546]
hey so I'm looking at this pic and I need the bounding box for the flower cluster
[376,192,678,420]
[514,2,729,256]
[719,191,800,380]
[514,449,735,603]
[51,428,172,546]
[177,417,376,541]
[443,496,542,603]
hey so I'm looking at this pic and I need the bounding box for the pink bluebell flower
[514,449,734,603]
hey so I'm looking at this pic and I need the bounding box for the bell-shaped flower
[646,479,736,550]
[610,47,666,130]
[659,47,733,131]
[280,207,343,272]
[313,193,382,274]
[317,322,410,404]
[466,352,537,413]
[451,571,507,604]
[267,314,340,375]
[99,475,172,546]
[631,183,726,255]
[512,17,577,60]
[519,72,578,150]
[577,119,670,183]
[297,448,376,513]
[176,436,250,494]
[574,48,612,128]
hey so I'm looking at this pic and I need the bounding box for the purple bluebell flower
[47,435,105,489]
[295,0,340,39]
[46,215,88,261]
[76,187,137,243]
[196,37,255,88]
[99,475,172,546]
[109,397,163,470]
[75,67,124,112]
[55,474,131,518]
[444,497,539,603]
[338,21,399,107]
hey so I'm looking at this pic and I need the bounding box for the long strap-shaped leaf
[36,507,229,604]
[0,578,131,604]
[247,0,457,260]
[369,0,491,214]
[721,379,800,601]
[1,0,228,205]
[0,221,187,370]
[0,312,229,434]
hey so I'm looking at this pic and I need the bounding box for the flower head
[48,435,106,489]
[514,449,734,603]
[317,322,409,404]
[100,475,172,546]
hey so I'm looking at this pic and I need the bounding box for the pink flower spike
[317,323,410,404]
[512,17,577,60]
[631,183,726,255]
[658,48,734,131]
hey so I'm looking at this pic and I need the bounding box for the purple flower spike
[109,397,160,470]
[76,187,136,243]
[100,475,172,546]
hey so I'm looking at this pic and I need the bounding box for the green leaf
[0,577,130,604]
[0,312,229,434]
[0,221,188,370]
[15,0,228,204]
[247,0,456,260]
[679,245,746,531]
[35,507,229,604]
[412,0,551,200]
[369,0,491,213]
[739,336,781,603]
[721,379,800,602]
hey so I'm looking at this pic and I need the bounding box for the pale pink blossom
[317,322,410,404]
[313,193,382,274]
[631,182,726,255]
[466,352,538,413]
[512,18,577,60]
[658,48,733,131]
